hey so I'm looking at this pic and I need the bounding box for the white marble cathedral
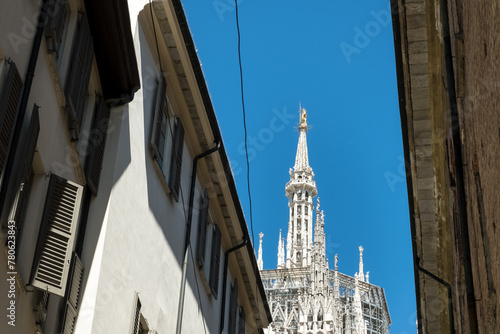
[257,109,391,334]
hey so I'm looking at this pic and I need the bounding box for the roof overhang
[84,0,140,105]
[138,0,272,328]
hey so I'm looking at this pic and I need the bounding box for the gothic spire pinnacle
[294,108,310,172]
[358,245,365,282]
[277,229,285,268]
[257,232,264,270]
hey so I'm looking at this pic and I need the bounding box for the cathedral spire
[358,246,365,282]
[285,107,317,268]
[294,108,311,172]
[257,232,264,270]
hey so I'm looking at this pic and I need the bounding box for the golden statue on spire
[299,107,307,128]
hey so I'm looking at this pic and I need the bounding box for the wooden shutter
[30,174,83,296]
[228,280,238,334]
[0,61,23,187]
[132,297,142,334]
[209,224,221,298]
[168,118,184,201]
[85,96,109,195]
[11,105,39,246]
[45,0,69,59]
[150,75,167,166]
[65,13,93,140]
[61,253,84,334]
[237,306,246,334]
[196,189,209,267]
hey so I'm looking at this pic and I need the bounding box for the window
[65,12,94,141]
[0,60,23,190]
[208,224,221,298]
[228,280,238,334]
[131,295,150,334]
[61,253,84,334]
[7,105,39,248]
[30,174,84,297]
[237,306,246,334]
[45,0,69,65]
[196,189,209,268]
[150,74,185,201]
[84,96,109,195]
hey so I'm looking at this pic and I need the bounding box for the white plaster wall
[75,15,229,333]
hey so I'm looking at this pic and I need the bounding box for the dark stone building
[391,0,500,332]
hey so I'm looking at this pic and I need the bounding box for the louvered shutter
[31,174,83,296]
[45,0,69,60]
[11,105,39,245]
[0,61,23,187]
[196,189,209,267]
[237,306,246,334]
[132,297,142,334]
[168,118,184,201]
[21,106,40,181]
[209,224,221,298]
[85,96,109,195]
[65,13,93,141]
[150,75,167,166]
[228,280,238,334]
[61,253,84,334]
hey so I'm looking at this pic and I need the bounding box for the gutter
[176,141,221,334]
[0,0,50,218]
[219,236,248,334]
[416,264,455,334]
[170,0,272,326]
[219,235,248,334]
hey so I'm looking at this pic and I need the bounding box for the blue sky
[182,1,416,333]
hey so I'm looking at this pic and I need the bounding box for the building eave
[142,0,272,327]
[84,0,140,105]
[390,0,423,328]
[169,0,273,323]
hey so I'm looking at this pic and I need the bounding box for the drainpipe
[416,264,455,334]
[219,236,248,334]
[176,140,220,334]
[0,0,50,217]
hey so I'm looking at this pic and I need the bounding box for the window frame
[149,74,184,202]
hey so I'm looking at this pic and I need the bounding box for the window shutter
[196,189,209,267]
[10,105,39,246]
[85,96,109,195]
[228,280,238,334]
[0,61,23,187]
[168,118,184,201]
[61,253,84,334]
[237,306,246,334]
[21,106,40,181]
[65,13,93,141]
[132,297,142,334]
[45,0,69,59]
[209,224,221,298]
[30,174,83,296]
[150,75,167,165]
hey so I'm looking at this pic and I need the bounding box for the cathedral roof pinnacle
[293,107,311,172]
[257,232,264,270]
